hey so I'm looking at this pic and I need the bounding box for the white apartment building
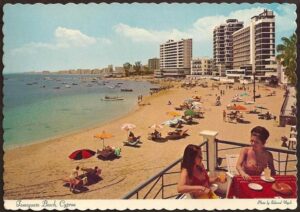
[213,19,244,76]
[232,10,276,80]
[160,39,192,77]
[191,57,213,76]
[251,10,276,76]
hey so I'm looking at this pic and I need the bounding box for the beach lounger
[167,129,189,140]
[123,137,141,147]
[97,148,118,160]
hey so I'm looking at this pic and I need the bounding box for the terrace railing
[122,132,297,199]
[122,141,209,199]
[215,139,297,175]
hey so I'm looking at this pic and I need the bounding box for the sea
[3,73,158,150]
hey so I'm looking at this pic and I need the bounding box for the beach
[3,79,291,199]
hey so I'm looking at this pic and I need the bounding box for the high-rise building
[251,10,276,76]
[213,19,243,76]
[232,10,276,79]
[233,26,251,70]
[191,57,213,76]
[148,58,160,71]
[160,39,192,77]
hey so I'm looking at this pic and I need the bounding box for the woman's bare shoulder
[240,146,251,153]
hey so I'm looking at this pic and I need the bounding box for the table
[227,175,297,199]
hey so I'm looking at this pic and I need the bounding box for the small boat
[106,85,115,89]
[72,82,78,85]
[65,85,71,88]
[121,88,133,92]
[53,86,60,89]
[117,82,124,84]
[101,96,124,101]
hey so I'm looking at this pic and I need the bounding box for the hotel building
[191,57,213,76]
[148,58,160,71]
[160,39,192,77]
[232,10,276,79]
[213,19,244,76]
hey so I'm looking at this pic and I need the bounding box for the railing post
[199,130,219,172]
[162,175,164,199]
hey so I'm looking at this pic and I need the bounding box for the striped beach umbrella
[69,149,96,160]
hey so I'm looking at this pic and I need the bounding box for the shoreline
[4,83,170,151]
[3,75,161,151]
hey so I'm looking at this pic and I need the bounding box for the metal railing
[122,139,296,199]
[215,139,297,175]
[122,141,209,199]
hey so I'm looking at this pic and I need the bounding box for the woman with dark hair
[236,126,276,180]
[177,144,222,199]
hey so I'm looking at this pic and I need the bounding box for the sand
[3,79,292,199]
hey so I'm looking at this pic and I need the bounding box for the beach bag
[114,147,121,157]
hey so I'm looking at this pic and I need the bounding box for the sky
[3,3,297,73]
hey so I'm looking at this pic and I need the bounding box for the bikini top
[242,149,267,176]
[190,167,209,187]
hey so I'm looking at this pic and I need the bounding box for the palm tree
[133,61,142,75]
[276,33,297,85]
[123,62,132,77]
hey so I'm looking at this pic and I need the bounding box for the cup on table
[218,172,227,183]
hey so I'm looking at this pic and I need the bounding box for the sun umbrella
[184,98,194,104]
[232,105,247,111]
[94,131,113,149]
[121,123,136,131]
[150,124,163,130]
[240,92,249,97]
[69,149,96,160]
[184,109,197,116]
[192,102,202,107]
[166,111,181,117]
[121,123,136,138]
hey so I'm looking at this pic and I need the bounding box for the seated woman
[236,126,276,180]
[177,144,224,199]
[68,166,82,192]
[128,131,141,144]
[153,129,161,138]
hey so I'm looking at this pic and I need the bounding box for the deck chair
[123,138,141,147]
[225,154,239,198]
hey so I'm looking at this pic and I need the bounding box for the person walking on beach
[223,110,226,122]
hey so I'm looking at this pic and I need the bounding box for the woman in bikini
[236,126,276,180]
[177,144,224,199]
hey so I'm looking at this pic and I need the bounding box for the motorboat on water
[121,88,133,92]
[101,95,124,101]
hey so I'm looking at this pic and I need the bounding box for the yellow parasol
[94,131,114,149]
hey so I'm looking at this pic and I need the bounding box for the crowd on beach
[63,79,288,196]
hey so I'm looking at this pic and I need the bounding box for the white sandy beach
[3,79,292,199]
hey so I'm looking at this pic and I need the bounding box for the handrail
[215,139,296,154]
[122,157,182,199]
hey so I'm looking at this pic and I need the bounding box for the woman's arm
[177,169,210,195]
[236,148,252,180]
[268,152,276,175]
